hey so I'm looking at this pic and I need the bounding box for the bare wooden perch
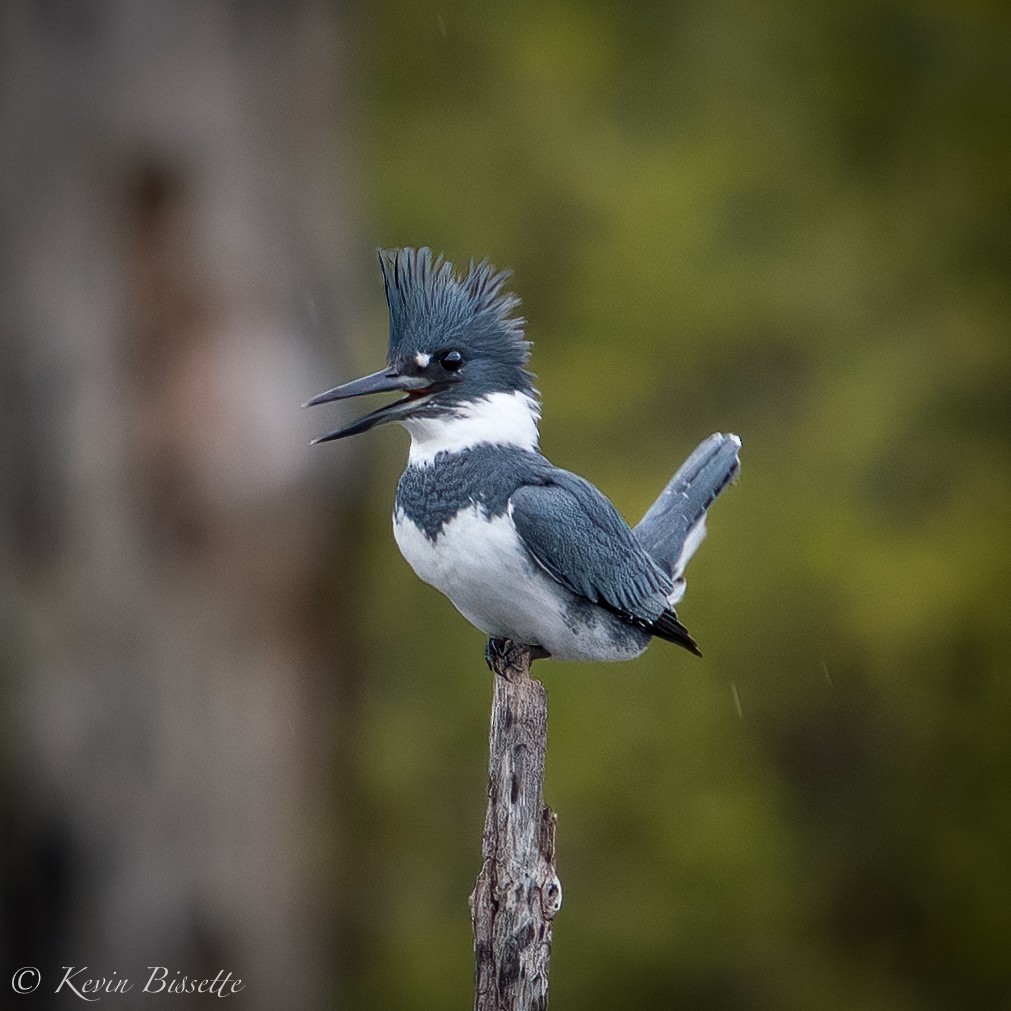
[471,639,561,1011]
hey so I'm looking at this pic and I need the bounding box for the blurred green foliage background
[336,1,1011,1008]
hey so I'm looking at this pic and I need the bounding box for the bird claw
[485,637,550,673]
[485,637,511,672]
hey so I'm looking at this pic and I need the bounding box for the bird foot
[485,638,551,674]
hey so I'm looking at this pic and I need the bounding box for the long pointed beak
[303,367,435,443]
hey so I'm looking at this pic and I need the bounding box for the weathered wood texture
[471,640,562,1011]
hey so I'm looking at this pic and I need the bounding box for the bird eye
[440,349,464,372]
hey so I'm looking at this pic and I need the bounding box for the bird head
[306,247,538,444]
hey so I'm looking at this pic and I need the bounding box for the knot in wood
[541,874,562,916]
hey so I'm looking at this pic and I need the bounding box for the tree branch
[471,638,561,1011]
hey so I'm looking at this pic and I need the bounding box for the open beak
[303,367,436,443]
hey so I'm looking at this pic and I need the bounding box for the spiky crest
[377,247,529,367]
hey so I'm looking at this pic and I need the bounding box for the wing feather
[510,472,679,630]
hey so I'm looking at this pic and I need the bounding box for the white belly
[392,505,648,662]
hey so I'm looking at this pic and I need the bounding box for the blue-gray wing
[510,472,673,623]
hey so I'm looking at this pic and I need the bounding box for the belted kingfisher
[306,248,740,663]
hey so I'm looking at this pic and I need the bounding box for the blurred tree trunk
[0,2,360,1006]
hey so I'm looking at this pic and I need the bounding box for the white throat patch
[404,391,541,465]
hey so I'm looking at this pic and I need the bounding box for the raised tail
[634,434,741,603]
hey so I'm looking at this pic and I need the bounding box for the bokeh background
[2,1,1009,1008]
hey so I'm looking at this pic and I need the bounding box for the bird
[306,247,740,664]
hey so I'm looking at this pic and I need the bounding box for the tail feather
[648,609,703,657]
[635,433,741,581]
